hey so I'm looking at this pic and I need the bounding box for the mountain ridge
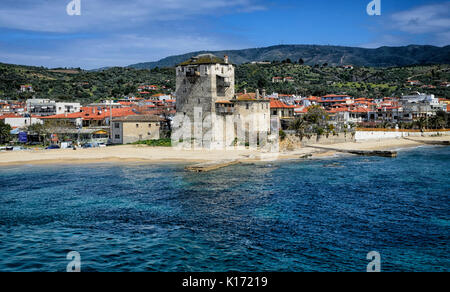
[128,44,450,69]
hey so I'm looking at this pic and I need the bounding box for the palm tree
[289,117,308,140]
[434,116,446,129]
[415,117,428,132]
[326,124,336,137]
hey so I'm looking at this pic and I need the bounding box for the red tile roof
[0,114,21,120]
[237,93,257,100]
[41,107,137,121]
[327,108,348,114]
[350,107,371,113]
[270,99,295,109]
[318,99,350,103]
[294,106,308,114]
[216,100,233,104]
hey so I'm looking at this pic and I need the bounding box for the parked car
[82,143,96,149]
[28,142,42,146]
[46,145,61,150]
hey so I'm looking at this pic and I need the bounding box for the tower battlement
[176,54,235,120]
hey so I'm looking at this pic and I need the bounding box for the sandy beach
[0,136,449,167]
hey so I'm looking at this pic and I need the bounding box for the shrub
[132,138,172,147]
[279,130,287,141]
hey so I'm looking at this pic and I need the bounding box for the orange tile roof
[318,99,349,103]
[237,93,257,100]
[41,107,137,121]
[350,107,371,113]
[327,108,348,113]
[118,101,135,105]
[0,114,21,119]
[270,99,295,109]
[294,106,308,114]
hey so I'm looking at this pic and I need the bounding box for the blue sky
[0,0,449,69]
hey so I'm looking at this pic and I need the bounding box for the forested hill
[129,45,450,69]
[0,63,175,102]
[1,62,449,103]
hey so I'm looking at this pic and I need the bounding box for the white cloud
[391,2,450,34]
[0,0,266,33]
[361,2,450,48]
[0,33,249,69]
[0,0,263,68]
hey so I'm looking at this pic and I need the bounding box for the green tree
[415,117,428,132]
[26,123,49,144]
[429,115,446,129]
[0,123,12,144]
[289,117,308,140]
[305,105,329,126]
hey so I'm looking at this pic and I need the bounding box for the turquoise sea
[0,146,448,272]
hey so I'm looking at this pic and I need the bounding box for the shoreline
[0,136,448,168]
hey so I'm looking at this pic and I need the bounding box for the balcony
[216,107,235,115]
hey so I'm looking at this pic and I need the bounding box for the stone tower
[175,54,235,123]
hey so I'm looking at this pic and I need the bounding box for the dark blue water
[0,146,448,272]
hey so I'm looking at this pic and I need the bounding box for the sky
[0,0,449,69]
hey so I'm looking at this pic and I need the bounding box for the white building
[4,117,43,128]
[401,93,438,104]
[26,99,81,116]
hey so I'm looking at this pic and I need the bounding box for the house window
[115,123,120,129]
[246,104,249,110]
[115,135,120,139]
[136,124,139,128]
[273,110,277,115]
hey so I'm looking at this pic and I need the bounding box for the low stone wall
[355,130,450,141]
[281,133,355,151]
